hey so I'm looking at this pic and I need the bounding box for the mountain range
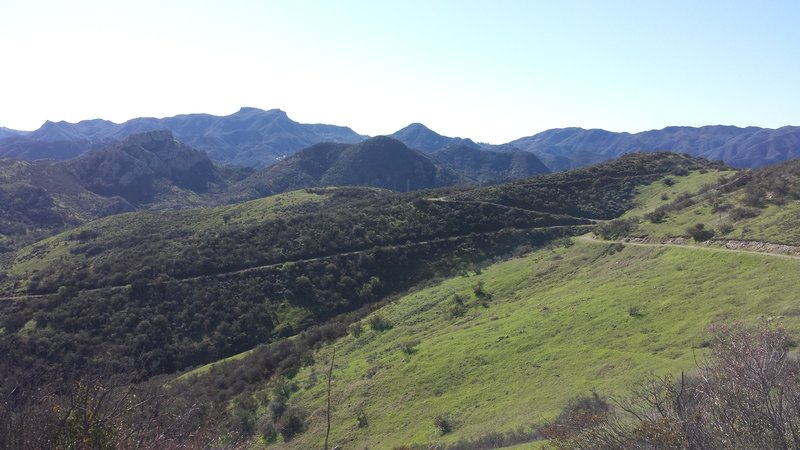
[2,109,798,171]
[0,108,364,167]
[508,125,800,170]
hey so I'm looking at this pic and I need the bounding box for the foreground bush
[553,322,800,450]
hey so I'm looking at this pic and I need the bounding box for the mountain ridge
[2,111,798,170]
[510,125,800,170]
[0,108,365,167]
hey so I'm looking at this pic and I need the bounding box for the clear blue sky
[1,0,798,143]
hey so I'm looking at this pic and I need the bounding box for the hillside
[66,130,219,205]
[614,158,800,246]
[172,162,800,448]
[0,158,135,251]
[0,108,365,167]
[432,144,550,183]
[232,137,470,198]
[0,131,255,252]
[0,152,764,448]
[262,238,800,448]
[510,125,800,171]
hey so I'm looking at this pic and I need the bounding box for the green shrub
[434,415,452,434]
[367,315,392,332]
[348,321,363,338]
[686,223,715,241]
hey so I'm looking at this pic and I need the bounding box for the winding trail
[0,224,595,302]
[578,234,800,261]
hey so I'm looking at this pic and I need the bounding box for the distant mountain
[66,130,220,205]
[0,127,22,140]
[509,125,800,170]
[0,108,365,167]
[233,136,470,198]
[0,136,101,160]
[390,123,482,153]
[432,144,550,183]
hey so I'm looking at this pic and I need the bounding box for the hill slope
[0,131,253,251]
[0,152,736,447]
[262,238,800,448]
[0,158,135,251]
[619,158,800,246]
[232,136,471,198]
[66,130,218,205]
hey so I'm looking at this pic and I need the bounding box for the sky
[1,0,799,144]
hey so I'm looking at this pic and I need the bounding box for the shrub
[541,392,611,442]
[472,281,486,297]
[729,206,761,221]
[686,223,714,242]
[355,408,368,428]
[277,407,306,440]
[434,415,452,434]
[595,218,637,239]
[553,323,800,450]
[644,208,667,224]
[367,315,392,332]
[448,294,468,317]
[348,322,363,338]
[717,222,734,234]
[398,340,420,355]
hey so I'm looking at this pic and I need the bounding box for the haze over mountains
[508,125,800,171]
[1,108,798,172]
[0,108,365,167]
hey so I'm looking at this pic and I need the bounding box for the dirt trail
[0,224,594,301]
[578,234,800,261]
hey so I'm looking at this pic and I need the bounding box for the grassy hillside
[0,152,736,447]
[622,159,800,245]
[260,237,800,448]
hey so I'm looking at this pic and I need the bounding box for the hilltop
[390,123,482,153]
[231,137,470,199]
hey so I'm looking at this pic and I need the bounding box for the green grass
[252,238,800,448]
[621,169,730,219]
[721,201,800,245]
[179,347,257,380]
[630,182,800,245]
